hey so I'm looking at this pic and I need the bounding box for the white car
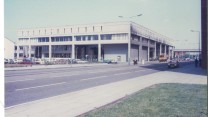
[168,60,179,68]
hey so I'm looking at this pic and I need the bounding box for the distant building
[4,37,15,59]
[15,21,174,62]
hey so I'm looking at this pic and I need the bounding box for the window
[60,37,64,41]
[101,34,112,40]
[75,36,81,41]
[51,37,55,42]
[57,29,59,34]
[19,46,23,50]
[39,30,40,35]
[45,30,46,35]
[71,28,72,33]
[64,28,65,33]
[78,27,79,32]
[101,26,103,31]
[51,36,72,42]
[93,26,94,32]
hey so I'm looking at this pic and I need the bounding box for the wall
[131,44,139,61]
[4,38,15,59]
[103,44,128,62]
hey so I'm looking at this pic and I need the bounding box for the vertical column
[98,43,101,62]
[154,42,157,59]
[159,43,162,55]
[164,45,167,55]
[72,44,75,59]
[49,37,52,61]
[98,34,101,62]
[139,37,142,61]
[29,45,31,58]
[128,33,131,64]
[168,46,170,59]
[28,38,31,58]
[71,35,75,59]
[147,39,150,61]
[172,46,174,59]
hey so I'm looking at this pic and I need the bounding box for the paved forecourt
[5,64,207,117]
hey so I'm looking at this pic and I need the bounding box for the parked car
[159,54,168,62]
[4,58,8,64]
[168,60,179,68]
[75,59,88,64]
[8,59,15,64]
[107,60,117,64]
[19,58,40,64]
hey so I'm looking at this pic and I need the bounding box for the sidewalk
[4,63,109,71]
[5,64,207,117]
[4,61,159,71]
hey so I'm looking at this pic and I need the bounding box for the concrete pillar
[72,44,75,59]
[42,53,44,59]
[164,45,167,55]
[147,39,150,61]
[159,43,162,55]
[154,42,156,59]
[172,46,174,59]
[98,43,101,62]
[139,37,142,61]
[29,45,31,58]
[168,46,170,59]
[128,33,131,64]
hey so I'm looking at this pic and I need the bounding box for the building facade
[16,21,174,62]
[4,37,15,59]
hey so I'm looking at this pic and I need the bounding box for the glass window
[51,37,55,42]
[75,36,81,41]
[60,37,63,41]
[92,35,98,40]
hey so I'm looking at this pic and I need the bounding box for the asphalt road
[5,62,192,107]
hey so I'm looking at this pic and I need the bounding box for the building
[15,21,174,62]
[4,37,15,59]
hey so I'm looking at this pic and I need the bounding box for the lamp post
[190,30,200,58]
[118,14,142,18]
[118,14,142,65]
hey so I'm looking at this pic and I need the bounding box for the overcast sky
[4,0,201,49]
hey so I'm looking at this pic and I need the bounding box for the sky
[4,0,201,49]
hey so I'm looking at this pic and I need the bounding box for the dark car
[19,58,40,64]
[168,60,179,68]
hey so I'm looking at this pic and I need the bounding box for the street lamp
[118,14,142,19]
[190,30,201,58]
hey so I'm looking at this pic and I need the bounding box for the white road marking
[6,74,79,83]
[81,76,107,81]
[113,72,131,75]
[15,82,67,91]
[6,78,35,83]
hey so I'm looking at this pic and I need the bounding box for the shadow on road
[139,61,207,76]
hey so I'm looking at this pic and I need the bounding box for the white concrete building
[4,37,15,59]
[16,21,174,62]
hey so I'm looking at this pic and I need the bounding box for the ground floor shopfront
[16,43,173,63]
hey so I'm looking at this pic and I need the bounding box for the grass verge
[80,83,207,117]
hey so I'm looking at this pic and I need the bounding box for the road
[5,62,192,107]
